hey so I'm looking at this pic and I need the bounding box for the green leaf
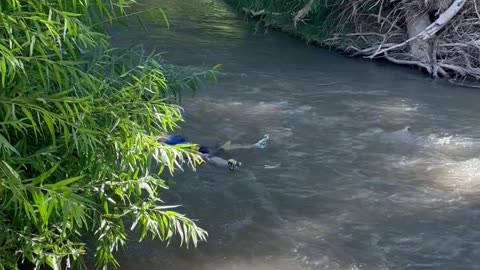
[29,35,36,56]
[43,113,56,145]
[0,160,21,182]
[30,163,59,186]
[21,107,38,138]
[60,11,82,17]
[44,176,83,190]
[0,133,20,156]
[158,8,170,29]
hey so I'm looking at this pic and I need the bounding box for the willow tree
[0,0,213,269]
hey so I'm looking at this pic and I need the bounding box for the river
[112,0,480,269]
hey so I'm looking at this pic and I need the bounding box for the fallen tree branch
[439,61,480,79]
[368,38,414,58]
[369,0,467,58]
[437,66,450,78]
[474,0,480,19]
[344,43,397,55]
[418,0,467,40]
[383,52,433,73]
[438,40,480,47]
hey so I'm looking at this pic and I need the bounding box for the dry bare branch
[294,0,315,28]
[418,0,467,40]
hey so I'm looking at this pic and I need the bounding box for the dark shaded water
[112,1,480,269]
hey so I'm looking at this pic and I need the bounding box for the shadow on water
[110,0,480,269]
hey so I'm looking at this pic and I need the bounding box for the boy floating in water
[163,134,269,171]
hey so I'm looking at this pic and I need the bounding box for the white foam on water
[354,126,480,207]
[433,158,480,194]
[315,89,389,96]
[357,128,384,137]
[380,150,480,199]
[425,133,479,151]
[190,98,316,123]
[264,163,281,169]
[346,98,422,115]
[284,105,312,114]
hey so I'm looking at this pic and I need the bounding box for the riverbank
[229,0,480,84]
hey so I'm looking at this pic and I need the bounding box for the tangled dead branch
[294,0,315,28]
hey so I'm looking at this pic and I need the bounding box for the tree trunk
[405,7,433,71]
[403,0,467,74]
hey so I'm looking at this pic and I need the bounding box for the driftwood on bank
[418,0,467,40]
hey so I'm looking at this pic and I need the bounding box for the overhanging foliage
[0,0,215,269]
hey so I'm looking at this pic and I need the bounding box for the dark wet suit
[163,135,242,170]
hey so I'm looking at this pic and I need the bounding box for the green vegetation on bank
[0,1,214,269]
[230,0,345,41]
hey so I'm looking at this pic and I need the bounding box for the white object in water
[264,163,280,169]
[220,134,270,151]
[254,134,269,149]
